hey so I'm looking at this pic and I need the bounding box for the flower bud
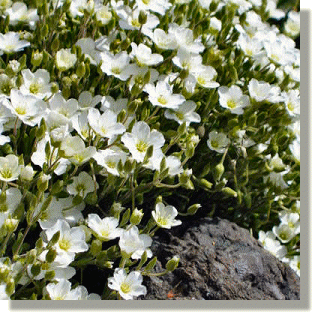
[138,10,147,25]
[31,50,43,67]
[166,255,180,272]
[222,187,238,198]
[187,204,201,215]
[130,208,144,225]
[76,62,86,78]
[20,165,35,181]
[213,163,225,182]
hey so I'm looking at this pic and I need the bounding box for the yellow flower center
[157,95,167,105]
[287,102,294,112]
[106,161,116,169]
[156,216,168,226]
[29,82,41,94]
[111,67,121,75]
[197,76,206,85]
[136,140,148,153]
[59,238,71,251]
[176,112,184,120]
[131,19,141,28]
[0,167,13,179]
[120,282,131,294]
[279,231,289,241]
[142,0,150,4]
[210,140,219,149]
[227,99,237,109]
[15,105,27,115]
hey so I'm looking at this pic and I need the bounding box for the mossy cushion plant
[0,0,300,300]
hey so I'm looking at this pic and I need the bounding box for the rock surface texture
[141,217,300,300]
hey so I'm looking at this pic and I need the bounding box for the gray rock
[141,217,300,300]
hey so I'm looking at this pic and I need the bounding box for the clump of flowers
[0,0,300,300]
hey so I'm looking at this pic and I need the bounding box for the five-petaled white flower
[121,121,165,163]
[87,213,122,242]
[108,268,147,300]
[43,219,89,268]
[152,203,182,229]
[56,49,77,71]
[0,31,30,55]
[207,131,230,153]
[0,154,20,182]
[119,225,152,259]
[144,80,185,109]
[67,171,97,198]
[218,85,250,114]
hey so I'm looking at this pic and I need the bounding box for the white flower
[164,100,200,126]
[72,111,92,140]
[20,69,52,99]
[48,92,79,124]
[93,147,128,176]
[78,91,101,110]
[43,219,88,267]
[289,139,300,162]
[168,24,204,54]
[60,135,96,165]
[36,195,84,230]
[31,133,70,176]
[248,78,282,103]
[0,32,30,55]
[70,0,95,17]
[56,49,77,71]
[95,5,112,25]
[0,154,20,182]
[272,223,295,243]
[282,89,300,117]
[108,268,147,300]
[100,51,133,81]
[5,2,39,29]
[45,279,100,300]
[262,236,287,260]
[218,85,250,114]
[191,65,219,89]
[5,89,47,126]
[87,213,122,241]
[152,203,182,229]
[166,156,183,176]
[284,11,300,38]
[130,43,163,67]
[67,172,96,198]
[144,80,185,109]
[0,74,15,97]
[152,29,177,50]
[0,187,22,219]
[279,212,300,235]
[87,108,125,140]
[121,121,165,163]
[75,38,102,66]
[207,131,230,153]
[119,225,152,259]
[128,65,159,91]
[284,255,300,277]
[136,0,171,15]
[117,7,159,38]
